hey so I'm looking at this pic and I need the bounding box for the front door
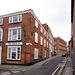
[0,46,2,64]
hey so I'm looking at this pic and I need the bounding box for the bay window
[7,46,21,60]
[8,27,21,41]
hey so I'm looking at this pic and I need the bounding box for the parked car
[61,54,66,57]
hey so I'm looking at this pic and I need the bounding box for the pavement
[62,56,72,75]
[0,56,56,71]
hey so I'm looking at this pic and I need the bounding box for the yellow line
[57,61,66,75]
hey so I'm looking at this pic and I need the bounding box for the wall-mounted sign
[26,43,32,45]
[6,42,23,46]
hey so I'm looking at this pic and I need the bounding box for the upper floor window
[8,27,21,41]
[35,20,38,28]
[40,36,43,45]
[44,31,46,36]
[0,18,3,25]
[47,42,48,48]
[47,34,48,39]
[35,32,38,43]
[44,50,46,58]
[0,28,3,41]
[41,27,43,33]
[9,15,22,24]
[44,39,46,47]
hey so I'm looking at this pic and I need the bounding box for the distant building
[54,37,67,55]
[0,9,54,65]
[68,40,71,57]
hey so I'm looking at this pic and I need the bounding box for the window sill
[9,22,22,25]
[0,24,3,26]
[8,40,21,42]
[41,45,43,46]
[35,42,38,44]
[7,59,21,61]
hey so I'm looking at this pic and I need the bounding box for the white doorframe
[0,46,2,64]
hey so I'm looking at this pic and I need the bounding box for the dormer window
[9,15,22,24]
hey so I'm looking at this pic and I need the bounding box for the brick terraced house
[0,9,54,65]
[54,37,67,55]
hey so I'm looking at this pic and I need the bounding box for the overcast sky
[0,0,71,44]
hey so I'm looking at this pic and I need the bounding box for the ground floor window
[7,46,21,60]
[44,50,46,58]
[34,48,38,59]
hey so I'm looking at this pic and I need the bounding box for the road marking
[57,61,66,75]
[45,61,49,64]
[1,72,11,75]
[51,67,59,75]
[11,70,20,73]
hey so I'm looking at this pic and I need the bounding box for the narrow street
[0,56,65,75]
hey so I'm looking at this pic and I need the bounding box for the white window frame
[40,36,43,45]
[7,46,21,60]
[0,28,3,41]
[0,18,3,25]
[34,48,38,59]
[35,20,38,28]
[9,15,22,23]
[8,27,21,41]
[35,32,38,43]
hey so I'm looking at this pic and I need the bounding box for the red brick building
[0,9,54,65]
[54,37,67,55]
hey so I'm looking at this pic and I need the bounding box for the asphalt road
[0,56,65,75]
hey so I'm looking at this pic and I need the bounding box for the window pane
[17,47,20,59]
[12,47,16,59]
[12,52,16,59]
[35,20,38,28]
[13,16,17,23]
[9,17,12,23]
[18,29,21,40]
[12,29,17,40]
[8,30,11,40]
[19,15,22,22]
[0,19,3,25]
[9,48,11,58]
[35,32,38,43]
[0,31,1,41]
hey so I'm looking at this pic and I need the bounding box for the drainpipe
[71,36,74,74]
